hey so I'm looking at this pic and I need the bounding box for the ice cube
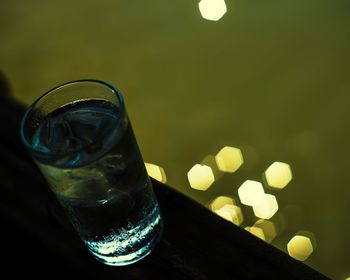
[65,107,116,147]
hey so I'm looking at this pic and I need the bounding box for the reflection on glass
[287,233,315,261]
[252,194,279,219]
[187,164,215,191]
[214,204,243,226]
[215,146,244,173]
[145,163,167,183]
[238,180,265,206]
[198,0,227,21]
[264,161,293,189]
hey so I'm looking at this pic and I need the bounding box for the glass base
[85,206,163,266]
[89,235,159,266]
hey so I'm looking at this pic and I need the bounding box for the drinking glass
[20,79,163,266]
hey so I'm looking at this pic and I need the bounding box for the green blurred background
[1,0,349,278]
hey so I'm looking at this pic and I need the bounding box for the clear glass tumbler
[20,79,163,266]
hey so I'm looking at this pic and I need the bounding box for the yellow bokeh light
[215,146,244,173]
[264,161,292,189]
[214,208,232,222]
[214,204,243,226]
[252,194,278,219]
[198,0,227,22]
[209,195,235,211]
[287,235,314,261]
[247,226,266,241]
[238,180,265,206]
[187,164,215,191]
[145,163,167,183]
[253,219,277,243]
[296,230,317,249]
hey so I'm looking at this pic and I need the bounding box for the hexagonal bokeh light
[187,164,215,191]
[245,226,265,241]
[215,146,244,173]
[287,234,315,261]
[214,204,243,226]
[209,195,235,211]
[252,194,278,219]
[238,180,265,206]
[198,0,227,21]
[264,161,292,189]
[253,219,277,243]
[145,163,167,183]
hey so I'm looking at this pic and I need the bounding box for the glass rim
[20,79,125,160]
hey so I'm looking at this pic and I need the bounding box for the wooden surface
[0,84,329,279]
